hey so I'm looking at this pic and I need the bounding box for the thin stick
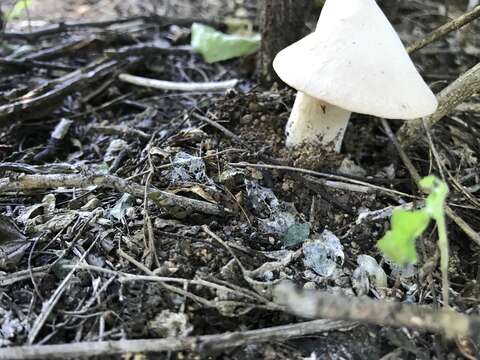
[0,319,352,359]
[446,206,480,246]
[192,113,250,148]
[406,5,480,53]
[381,119,421,183]
[119,73,239,92]
[230,162,415,198]
[202,225,247,273]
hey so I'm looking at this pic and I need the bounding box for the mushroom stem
[285,92,351,152]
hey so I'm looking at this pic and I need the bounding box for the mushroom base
[285,92,351,152]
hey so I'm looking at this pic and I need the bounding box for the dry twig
[0,319,352,359]
[0,173,225,216]
[193,113,250,148]
[230,162,415,198]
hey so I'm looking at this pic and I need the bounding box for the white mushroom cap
[273,0,438,119]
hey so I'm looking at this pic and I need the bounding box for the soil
[0,0,479,359]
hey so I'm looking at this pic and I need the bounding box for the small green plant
[377,175,450,306]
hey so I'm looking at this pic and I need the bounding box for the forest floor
[0,0,480,359]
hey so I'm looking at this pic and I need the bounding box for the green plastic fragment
[191,23,261,63]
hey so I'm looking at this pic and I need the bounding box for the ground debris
[0,0,479,358]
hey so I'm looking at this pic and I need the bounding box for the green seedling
[378,176,450,306]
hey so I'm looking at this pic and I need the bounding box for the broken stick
[0,174,225,217]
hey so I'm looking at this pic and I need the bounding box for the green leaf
[419,175,449,220]
[6,0,32,21]
[377,209,430,265]
[191,23,261,64]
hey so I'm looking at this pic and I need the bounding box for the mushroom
[273,0,438,151]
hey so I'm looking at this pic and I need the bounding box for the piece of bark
[258,0,310,85]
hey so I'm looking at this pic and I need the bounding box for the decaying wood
[0,174,225,217]
[258,0,310,84]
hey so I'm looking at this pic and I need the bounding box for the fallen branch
[119,73,239,92]
[276,283,480,342]
[0,319,352,359]
[0,174,225,217]
[398,62,480,146]
[0,58,137,125]
[406,5,480,53]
